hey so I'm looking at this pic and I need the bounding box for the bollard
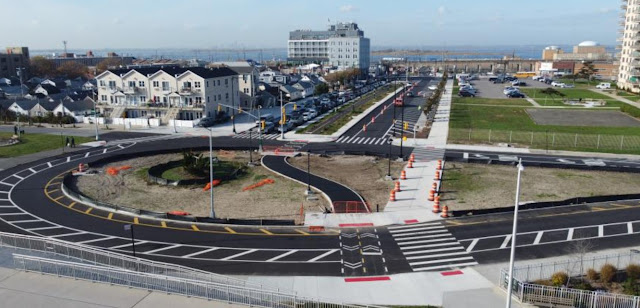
[437,159,443,171]
[401,170,407,180]
[394,181,401,192]
[371,116,375,123]
[434,171,440,180]
[363,124,367,132]
[389,190,396,202]
[408,160,413,168]
[431,182,437,191]
[428,189,435,201]
[432,196,441,213]
[440,205,449,218]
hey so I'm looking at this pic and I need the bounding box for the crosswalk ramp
[335,135,389,145]
[388,222,477,272]
[410,147,445,162]
[232,132,280,140]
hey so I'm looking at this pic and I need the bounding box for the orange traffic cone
[428,189,435,201]
[440,205,449,218]
[432,196,441,213]
[410,154,415,162]
[389,190,396,201]
[432,182,437,191]
[434,171,440,180]
[394,181,401,192]
[401,170,407,180]
[363,124,367,132]
[437,160,443,170]
[408,161,413,168]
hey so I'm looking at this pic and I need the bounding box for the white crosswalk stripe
[410,147,445,162]
[334,135,388,145]
[232,132,280,140]
[389,222,478,272]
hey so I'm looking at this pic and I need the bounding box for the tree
[96,58,125,74]
[539,87,565,106]
[577,61,597,84]
[57,62,89,79]
[314,82,329,95]
[29,56,56,77]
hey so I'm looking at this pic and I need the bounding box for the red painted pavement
[404,219,419,224]
[441,270,464,276]
[344,276,391,282]
[338,223,374,227]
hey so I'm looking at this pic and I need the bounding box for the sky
[0,0,620,50]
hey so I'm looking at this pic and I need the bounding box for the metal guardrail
[13,254,373,308]
[0,231,277,292]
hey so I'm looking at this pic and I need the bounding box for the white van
[596,83,611,89]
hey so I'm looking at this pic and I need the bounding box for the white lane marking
[181,247,219,258]
[500,235,512,249]
[466,239,479,252]
[599,225,604,237]
[404,246,464,255]
[388,222,441,230]
[103,149,108,154]
[28,168,36,173]
[533,231,544,245]
[400,242,464,251]
[397,237,457,246]
[77,236,115,244]
[144,245,182,254]
[410,256,475,266]
[345,136,357,143]
[50,231,86,238]
[629,222,634,234]
[47,162,53,168]
[117,144,125,149]
[221,249,258,261]
[392,229,449,237]
[12,174,24,180]
[0,213,28,216]
[110,241,148,250]
[567,228,574,241]
[336,136,345,143]
[84,152,90,158]
[12,219,44,224]
[66,157,71,162]
[28,226,63,231]
[406,251,470,260]
[307,249,338,262]
[0,182,15,187]
[267,250,299,262]
[412,262,479,272]
[394,233,451,241]
[389,225,444,234]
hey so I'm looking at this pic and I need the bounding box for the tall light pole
[257,105,263,152]
[386,137,393,180]
[231,76,236,134]
[93,99,99,141]
[505,158,524,308]
[208,127,216,219]
[279,89,285,139]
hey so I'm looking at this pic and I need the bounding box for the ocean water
[31,45,616,63]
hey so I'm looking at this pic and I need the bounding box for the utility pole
[231,76,236,134]
[506,159,524,308]
[208,128,216,219]
[280,89,284,139]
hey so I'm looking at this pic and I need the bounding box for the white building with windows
[96,66,239,124]
[618,0,640,92]
[288,22,370,73]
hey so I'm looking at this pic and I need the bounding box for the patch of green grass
[455,97,531,106]
[554,171,593,179]
[521,88,611,100]
[253,174,268,181]
[0,132,93,158]
[442,166,480,193]
[134,167,149,180]
[160,161,244,181]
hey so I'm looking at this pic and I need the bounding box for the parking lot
[526,109,640,127]
[460,76,564,100]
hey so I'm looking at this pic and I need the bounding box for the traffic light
[293,104,297,111]
[403,136,407,142]
[261,121,265,129]
[404,122,409,130]
[217,105,221,112]
[239,107,243,114]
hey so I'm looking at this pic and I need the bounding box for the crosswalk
[388,222,477,272]
[232,132,280,140]
[410,147,445,162]
[334,135,389,145]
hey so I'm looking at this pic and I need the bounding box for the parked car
[302,109,317,121]
[458,90,475,97]
[493,78,505,84]
[596,83,611,89]
[532,76,543,81]
[428,85,438,91]
[503,86,519,95]
[276,121,293,133]
[506,92,525,98]
[551,82,566,87]
[512,81,527,86]
[197,117,216,127]
[559,84,575,88]
[489,77,498,82]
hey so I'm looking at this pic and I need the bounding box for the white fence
[13,254,369,308]
[172,119,199,128]
[112,118,161,127]
[81,116,106,125]
[500,251,640,308]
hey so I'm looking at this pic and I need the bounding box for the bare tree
[565,239,596,285]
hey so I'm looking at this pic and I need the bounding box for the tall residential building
[288,22,370,72]
[0,47,30,79]
[618,0,640,92]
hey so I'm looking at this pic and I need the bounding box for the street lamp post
[505,158,524,308]
[386,137,393,180]
[208,128,216,219]
[93,99,99,141]
[257,106,263,152]
[232,76,236,134]
[306,152,313,195]
[249,128,253,164]
[400,100,405,158]
[280,89,285,140]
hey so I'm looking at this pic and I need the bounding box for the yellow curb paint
[161,221,167,228]
[225,227,236,234]
[134,217,139,224]
[296,229,310,235]
[192,224,200,231]
[68,202,76,208]
[260,229,273,235]
[107,213,113,220]
[85,208,92,214]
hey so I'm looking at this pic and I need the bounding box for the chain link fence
[449,128,640,152]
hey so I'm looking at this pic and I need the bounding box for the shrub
[600,264,617,284]
[551,271,569,287]
[586,268,598,281]
[623,278,640,296]
[572,281,594,291]
[532,279,554,286]
[627,264,640,280]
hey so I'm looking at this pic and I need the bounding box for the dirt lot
[441,162,640,210]
[289,155,405,211]
[72,151,325,220]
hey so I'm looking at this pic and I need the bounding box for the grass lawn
[455,97,531,106]
[449,98,640,135]
[0,132,93,158]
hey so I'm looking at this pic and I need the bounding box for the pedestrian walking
[13,125,17,135]
[71,137,75,148]
[65,137,70,147]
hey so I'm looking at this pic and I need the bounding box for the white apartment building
[96,66,239,123]
[618,0,640,92]
[288,22,370,73]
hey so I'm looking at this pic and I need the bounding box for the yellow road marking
[363,267,367,273]
[592,207,606,211]
[191,224,199,231]
[359,249,363,255]
[42,169,335,237]
[260,228,273,235]
[361,257,365,264]
[134,217,139,224]
[53,196,64,201]
[48,189,59,193]
[107,213,113,220]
